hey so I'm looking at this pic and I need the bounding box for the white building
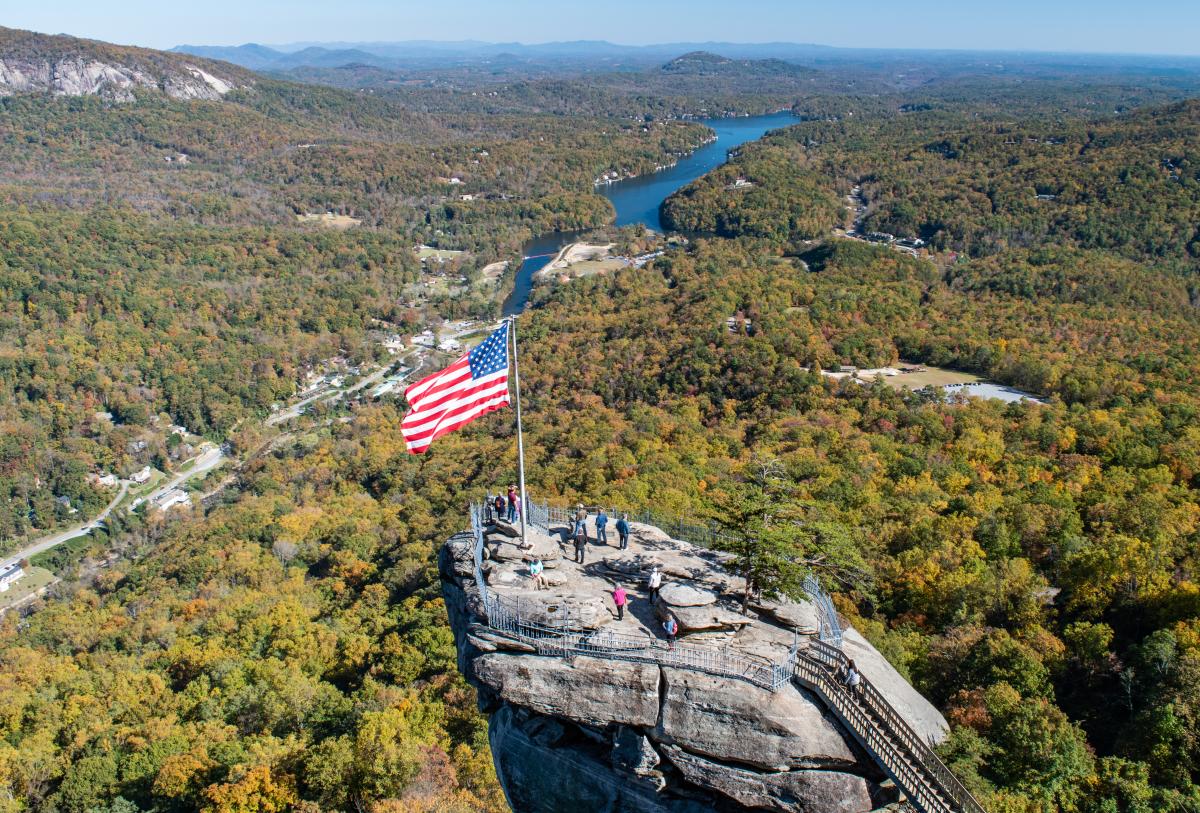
[154,489,191,512]
[372,380,400,399]
[131,466,152,484]
[0,561,24,592]
[438,338,462,353]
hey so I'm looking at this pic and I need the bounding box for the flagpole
[509,315,529,542]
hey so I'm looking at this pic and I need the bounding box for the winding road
[1,445,225,570]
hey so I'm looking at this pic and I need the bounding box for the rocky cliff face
[440,515,948,813]
[0,27,249,102]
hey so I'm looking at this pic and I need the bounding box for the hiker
[528,557,548,590]
[616,513,630,550]
[595,509,609,546]
[662,615,678,650]
[612,585,628,620]
[492,494,506,523]
[647,566,663,603]
[573,512,588,564]
[507,484,518,522]
[842,659,862,693]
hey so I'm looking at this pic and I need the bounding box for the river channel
[503,111,798,316]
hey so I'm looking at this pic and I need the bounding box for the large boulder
[662,745,886,813]
[612,726,663,778]
[753,599,821,634]
[659,583,718,607]
[488,704,714,813]
[659,602,752,633]
[656,668,859,771]
[473,653,660,728]
[489,518,522,537]
[486,527,562,563]
[492,589,612,629]
[840,627,949,745]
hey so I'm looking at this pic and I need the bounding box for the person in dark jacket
[573,506,588,563]
[616,513,630,549]
[595,509,609,546]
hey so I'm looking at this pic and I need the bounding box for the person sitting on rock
[612,584,628,620]
[647,566,663,603]
[528,557,548,590]
[616,513,630,550]
[662,615,679,650]
[595,508,609,545]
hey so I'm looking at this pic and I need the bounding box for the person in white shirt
[647,566,663,602]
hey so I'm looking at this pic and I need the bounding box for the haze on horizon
[6,0,1200,59]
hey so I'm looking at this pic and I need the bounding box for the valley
[0,18,1199,813]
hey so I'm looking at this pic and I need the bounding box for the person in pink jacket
[612,585,628,620]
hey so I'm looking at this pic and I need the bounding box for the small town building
[0,561,24,592]
[131,466,152,484]
[154,489,191,512]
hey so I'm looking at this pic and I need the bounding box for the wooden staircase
[792,640,986,813]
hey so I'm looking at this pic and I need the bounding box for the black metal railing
[466,501,985,813]
[471,503,791,689]
[527,499,844,647]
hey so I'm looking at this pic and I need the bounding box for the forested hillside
[2,26,1200,813]
[0,33,710,544]
[664,99,1200,262]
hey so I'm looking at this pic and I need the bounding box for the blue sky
[8,0,1200,56]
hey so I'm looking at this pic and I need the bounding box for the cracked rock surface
[441,518,947,812]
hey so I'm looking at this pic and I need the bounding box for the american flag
[402,321,511,454]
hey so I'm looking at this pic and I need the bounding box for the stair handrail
[470,503,985,812]
[800,639,987,813]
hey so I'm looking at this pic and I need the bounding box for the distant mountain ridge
[171,39,842,72]
[0,27,252,102]
[172,38,1200,76]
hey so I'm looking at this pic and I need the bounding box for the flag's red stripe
[405,356,469,403]
[403,385,511,441]
[408,365,473,408]
[405,395,511,453]
[403,368,507,421]
[404,391,510,444]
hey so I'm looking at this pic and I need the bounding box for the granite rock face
[0,30,248,103]
[441,521,947,813]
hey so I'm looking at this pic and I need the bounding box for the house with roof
[0,561,24,593]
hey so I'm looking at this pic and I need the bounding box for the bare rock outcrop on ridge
[0,26,250,102]
[441,514,947,812]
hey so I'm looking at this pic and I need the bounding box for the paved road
[1,444,225,569]
[141,445,226,506]
[2,481,128,568]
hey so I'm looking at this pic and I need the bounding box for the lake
[503,111,799,316]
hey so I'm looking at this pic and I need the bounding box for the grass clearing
[417,246,466,262]
[881,364,983,391]
[296,213,362,229]
[0,566,56,610]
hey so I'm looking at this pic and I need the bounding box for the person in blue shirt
[596,509,609,546]
[616,513,630,550]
